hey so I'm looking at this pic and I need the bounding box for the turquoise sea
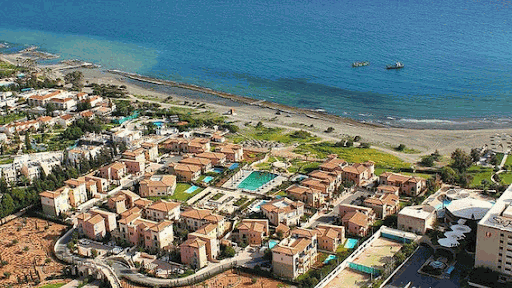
[1,0,512,129]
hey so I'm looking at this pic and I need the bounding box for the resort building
[342,211,372,237]
[178,157,212,173]
[285,184,324,208]
[77,213,106,240]
[363,193,400,219]
[40,189,72,217]
[261,198,305,226]
[188,225,220,261]
[379,172,426,196]
[180,208,226,238]
[168,163,202,182]
[140,142,159,161]
[215,143,243,162]
[98,162,127,182]
[341,161,375,187]
[139,175,177,197]
[339,204,375,219]
[301,178,334,199]
[161,137,210,154]
[57,114,75,127]
[180,238,208,269]
[272,228,318,279]
[145,200,181,222]
[112,129,142,144]
[397,205,436,235]
[236,219,269,246]
[195,152,227,166]
[377,185,400,196]
[315,224,345,253]
[319,154,347,173]
[85,175,109,193]
[475,185,512,281]
[117,213,174,250]
[107,190,141,214]
[88,208,117,233]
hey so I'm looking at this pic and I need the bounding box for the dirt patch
[0,217,68,287]
[325,269,370,288]
[183,269,290,288]
[352,237,402,269]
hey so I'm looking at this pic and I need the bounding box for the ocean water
[1,0,512,128]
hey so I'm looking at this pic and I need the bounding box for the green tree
[64,71,84,91]
[24,131,31,151]
[451,149,472,173]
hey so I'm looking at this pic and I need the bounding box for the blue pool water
[228,163,239,170]
[185,185,199,194]
[435,199,452,210]
[344,238,358,249]
[324,255,337,264]
[203,176,214,183]
[212,167,224,174]
[237,171,277,191]
[153,121,163,127]
[268,240,279,249]
[255,200,268,211]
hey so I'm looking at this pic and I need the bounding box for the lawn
[374,168,432,179]
[0,157,13,165]
[468,166,494,188]
[287,160,321,174]
[294,142,410,169]
[499,172,512,185]
[168,183,203,202]
[234,197,248,206]
[496,153,505,165]
[230,126,320,144]
[211,193,224,201]
[505,154,512,167]
[39,284,66,288]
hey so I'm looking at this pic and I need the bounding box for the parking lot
[385,246,472,288]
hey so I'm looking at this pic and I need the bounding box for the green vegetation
[395,144,421,154]
[0,61,25,78]
[230,125,319,144]
[287,160,320,174]
[38,284,65,288]
[505,155,512,167]
[498,172,512,185]
[234,196,248,206]
[294,142,410,169]
[374,168,432,179]
[211,193,224,201]
[0,112,26,125]
[91,83,127,98]
[167,183,202,202]
[496,153,505,165]
[0,158,13,165]
[468,166,493,188]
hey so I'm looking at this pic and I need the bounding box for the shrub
[396,144,406,151]
[325,127,335,133]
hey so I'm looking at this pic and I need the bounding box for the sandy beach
[1,51,508,162]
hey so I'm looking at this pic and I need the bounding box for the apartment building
[141,142,158,161]
[178,157,212,173]
[40,189,72,217]
[342,161,375,187]
[363,193,400,219]
[215,143,243,162]
[475,186,512,281]
[237,219,269,246]
[77,213,106,240]
[98,162,127,182]
[285,184,324,208]
[272,228,318,279]
[319,154,347,173]
[180,238,208,269]
[118,213,174,250]
[261,198,305,226]
[379,172,426,196]
[397,205,436,235]
[139,175,177,197]
[145,200,181,222]
[315,224,345,253]
[168,163,201,182]
[180,208,226,238]
[195,152,226,165]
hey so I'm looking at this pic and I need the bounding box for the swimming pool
[185,185,199,194]
[237,171,277,191]
[268,240,279,249]
[229,163,239,170]
[435,199,452,210]
[203,176,214,183]
[212,167,224,173]
[153,121,163,127]
[324,254,336,264]
[255,200,268,211]
[344,238,358,249]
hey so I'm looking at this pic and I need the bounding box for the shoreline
[2,50,512,159]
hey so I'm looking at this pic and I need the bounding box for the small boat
[352,61,370,67]
[386,62,404,69]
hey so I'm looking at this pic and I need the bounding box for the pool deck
[222,169,288,195]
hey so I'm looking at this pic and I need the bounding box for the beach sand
[2,51,507,163]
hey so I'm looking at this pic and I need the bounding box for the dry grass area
[183,269,290,288]
[0,217,68,287]
[325,269,370,288]
[352,238,402,269]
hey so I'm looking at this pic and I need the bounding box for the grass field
[287,160,320,174]
[505,155,512,167]
[352,238,403,270]
[499,172,512,185]
[166,183,203,202]
[468,166,494,188]
[230,126,320,144]
[496,153,505,165]
[374,168,432,179]
[294,143,410,169]
[39,284,66,288]
[0,112,26,125]
[325,269,370,288]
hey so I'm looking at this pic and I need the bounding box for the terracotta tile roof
[29,90,61,100]
[301,178,329,190]
[179,157,211,166]
[181,208,213,220]
[261,198,304,214]
[119,190,140,200]
[291,228,317,239]
[308,170,336,182]
[86,214,104,225]
[182,238,206,249]
[170,163,201,173]
[118,212,140,225]
[239,219,268,234]
[286,184,322,196]
[140,175,176,187]
[276,223,290,234]
[342,211,369,227]
[378,185,400,193]
[60,114,74,120]
[195,152,226,160]
[37,116,53,122]
[273,238,311,256]
[149,220,172,232]
[320,157,347,170]
[204,214,225,223]
[76,213,91,221]
[39,190,58,199]
[133,198,153,208]
[195,223,217,235]
[120,207,141,218]
[147,200,180,212]
[343,164,368,175]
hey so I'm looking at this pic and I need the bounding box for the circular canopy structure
[438,238,459,248]
[272,161,287,169]
[450,224,472,234]
[446,198,493,220]
[444,231,465,240]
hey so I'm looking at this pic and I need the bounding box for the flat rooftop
[479,184,512,232]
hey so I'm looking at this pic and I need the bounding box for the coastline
[2,50,511,159]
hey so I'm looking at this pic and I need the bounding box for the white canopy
[450,224,472,233]
[446,198,493,220]
[438,238,459,248]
